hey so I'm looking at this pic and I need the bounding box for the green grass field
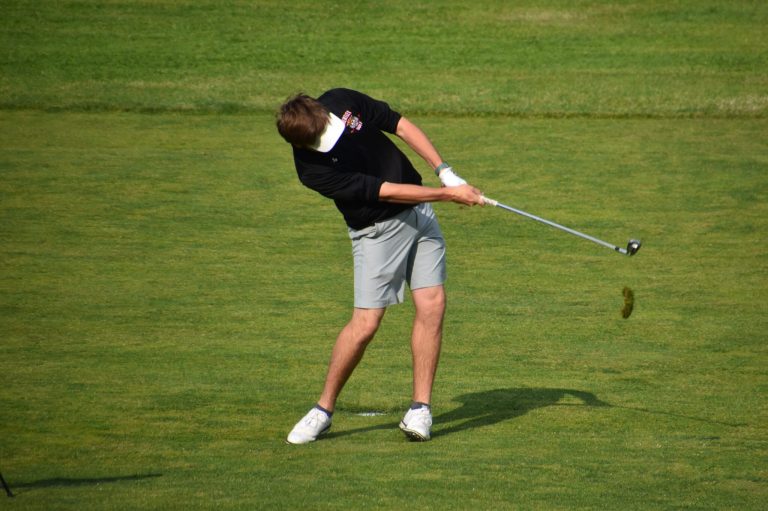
[1,1,766,509]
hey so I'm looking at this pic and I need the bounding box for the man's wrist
[438,168,468,187]
[434,162,451,176]
[439,186,455,202]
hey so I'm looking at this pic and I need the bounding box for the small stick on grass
[0,472,13,497]
[622,287,635,319]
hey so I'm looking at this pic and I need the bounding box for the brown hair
[276,93,329,147]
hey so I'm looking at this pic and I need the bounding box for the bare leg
[410,285,446,405]
[317,307,386,412]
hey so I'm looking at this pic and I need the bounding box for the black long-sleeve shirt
[293,88,423,229]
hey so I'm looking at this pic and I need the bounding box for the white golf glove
[435,163,467,187]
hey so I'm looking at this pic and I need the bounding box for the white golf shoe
[399,406,432,441]
[286,407,332,445]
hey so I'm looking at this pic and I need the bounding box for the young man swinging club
[276,88,484,443]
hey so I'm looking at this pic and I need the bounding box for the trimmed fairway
[1,1,767,509]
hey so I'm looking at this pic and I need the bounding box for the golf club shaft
[482,196,628,254]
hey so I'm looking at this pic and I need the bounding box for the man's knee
[413,286,446,318]
[350,308,385,342]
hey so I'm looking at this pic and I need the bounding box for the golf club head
[626,239,641,256]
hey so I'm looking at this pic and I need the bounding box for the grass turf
[1,0,767,509]
[2,111,765,509]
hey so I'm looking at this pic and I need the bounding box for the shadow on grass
[324,387,744,441]
[434,387,609,438]
[326,387,608,440]
[8,473,162,495]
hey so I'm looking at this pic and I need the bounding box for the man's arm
[396,116,472,188]
[395,117,444,171]
[389,116,484,205]
[379,182,483,206]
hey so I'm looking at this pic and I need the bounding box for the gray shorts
[348,203,447,308]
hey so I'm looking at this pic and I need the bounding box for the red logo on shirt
[341,111,363,132]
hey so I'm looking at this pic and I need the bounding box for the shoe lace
[303,409,325,428]
[409,407,431,424]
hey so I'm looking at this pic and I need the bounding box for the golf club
[482,196,641,256]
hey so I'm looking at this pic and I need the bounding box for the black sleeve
[295,157,383,203]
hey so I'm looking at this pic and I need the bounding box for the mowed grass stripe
[0,1,766,117]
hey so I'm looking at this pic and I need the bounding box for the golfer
[277,88,484,443]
